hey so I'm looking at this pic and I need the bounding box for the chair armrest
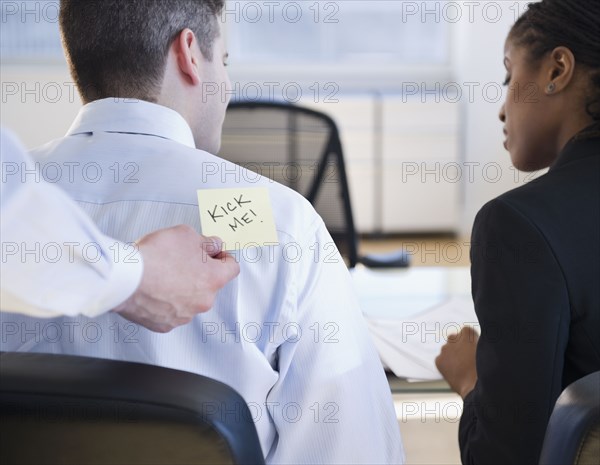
[358,250,411,268]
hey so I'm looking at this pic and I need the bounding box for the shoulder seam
[492,196,569,292]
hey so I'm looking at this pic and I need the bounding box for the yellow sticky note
[197,187,279,250]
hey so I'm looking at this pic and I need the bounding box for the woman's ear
[545,46,576,95]
[174,28,201,86]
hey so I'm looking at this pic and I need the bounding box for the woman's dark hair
[60,0,225,103]
[509,0,600,126]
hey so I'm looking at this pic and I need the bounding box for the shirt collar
[67,98,197,149]
[550,130,600,172]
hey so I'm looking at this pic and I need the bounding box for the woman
[436,1,600,463]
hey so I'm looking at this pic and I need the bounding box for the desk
[387,372,451,393]
[351,266,477,382]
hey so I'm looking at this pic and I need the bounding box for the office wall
[452,1,535,235]
[1,65,81,149]
[300,94,461,234]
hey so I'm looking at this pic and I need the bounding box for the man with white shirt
[1,128,239,331]
[1,1,404,463]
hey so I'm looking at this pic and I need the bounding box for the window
[1,1,63,63]
[225,1,451,89]
[227,1,449,66]
[1,0,451,86]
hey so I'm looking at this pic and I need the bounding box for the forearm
[1,129,143,317]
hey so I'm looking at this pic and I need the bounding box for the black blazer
[460,133,600,465]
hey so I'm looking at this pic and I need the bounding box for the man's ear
[174,28,201,86]
[545,46,576,95]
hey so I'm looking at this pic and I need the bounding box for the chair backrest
[0,352,265,465]
[538,370,600,465]
[220,101,359,267]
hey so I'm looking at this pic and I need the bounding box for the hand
[114,225,240,333]
[435,326,479,399]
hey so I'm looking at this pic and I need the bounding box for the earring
[547,82,556,94]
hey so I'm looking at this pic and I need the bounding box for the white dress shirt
[0,128,142,317]
[0,100,404,465]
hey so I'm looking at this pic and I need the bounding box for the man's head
[60,0,229,153]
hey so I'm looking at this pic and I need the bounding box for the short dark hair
[60,0,225,103]
[509,0,600,124]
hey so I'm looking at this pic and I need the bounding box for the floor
[360,235,469,464]
[394,393,462,464]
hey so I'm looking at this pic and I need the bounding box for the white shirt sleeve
[265,217,405,465]
[0,128,143,318]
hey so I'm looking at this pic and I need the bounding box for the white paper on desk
[350,265,472,320]
[366,296,478,381]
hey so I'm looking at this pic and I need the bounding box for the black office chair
[0,352,265,465]
[538,370,600,465]
[220,101,410,269]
